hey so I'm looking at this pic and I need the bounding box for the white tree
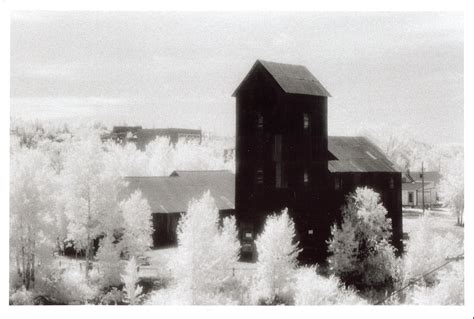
[327,187,400,291]
[10,148,56,290]
[439,153,464,226]
[121,257,143,305]
[62,134,124,277]
[170,191,240,304]
[119,190,153,259]
[251,209,301,304]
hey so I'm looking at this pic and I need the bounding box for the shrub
[36,266,99,304]
[406,262,464,305]
[10,286,35,305]
[293,266,365,305]
[251,209,301,305]
[121,257,144,305]
[327,187,400,292]
[403,216,462,286]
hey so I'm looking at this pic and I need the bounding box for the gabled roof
[404,171,441,184]
[402,181,436,191]
[328,136,399,173]
[122,170,235,214]
[232,60,331,97]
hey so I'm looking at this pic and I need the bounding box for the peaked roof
[122,170,235,214]
[328,136,399,173]
[404,171,441,184]
[402,181,436,192]
[232,60,331,97]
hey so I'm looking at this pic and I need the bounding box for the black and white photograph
[3,4,469,312]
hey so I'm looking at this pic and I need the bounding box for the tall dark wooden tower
[232,60,332,261]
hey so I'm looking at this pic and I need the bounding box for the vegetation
[251,209,301,304]
[327,187,401,293]
[9,120,463,305]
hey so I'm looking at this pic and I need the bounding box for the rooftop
[232,59,331,97]
[122,170,234,214]
[328,136,399,173]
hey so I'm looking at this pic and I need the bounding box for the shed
[123,170,235,247]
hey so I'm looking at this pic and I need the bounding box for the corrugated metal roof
[122,170,235,214]
[232,60,331,97]
[328,136,399,173]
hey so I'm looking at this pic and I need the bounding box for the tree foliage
[327,187,400,291]
[118,190,153,259]
[439,153,464,225]
[10,147,56,290]
[121,257,143,305]
[169,191,240,304]
[251,209,301,304]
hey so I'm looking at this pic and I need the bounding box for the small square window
[245,232,252,239]
[308,229,314,235]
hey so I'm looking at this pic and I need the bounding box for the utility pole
[421,161,425,215]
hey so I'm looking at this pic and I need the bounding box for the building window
[303,113,310,130]
[308,229,314,235]
[257,113,264,129]
[256,167,264,184]
[274,135,286,188]
[390,177,395,189]
[408,192,414,204]
[304,169,309,185]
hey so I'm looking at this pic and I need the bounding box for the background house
[401,170,441,207]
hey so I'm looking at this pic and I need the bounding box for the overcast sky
[10,11,463,144]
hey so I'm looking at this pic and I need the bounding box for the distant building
[232,60,403,261]
[107,126,202,150]
[401,170,441,207]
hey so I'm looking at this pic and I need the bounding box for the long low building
[124,170,235,247]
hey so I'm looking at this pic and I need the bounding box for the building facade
[233,60,403,262]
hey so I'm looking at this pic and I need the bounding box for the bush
[121,257,144,305]
[36,267,99,304]
[251,209,301,305]
[406,262,464,305]
[10,286,34,305]
[403,217,462,285]
[327,187,401,292]
[293,266,365,305]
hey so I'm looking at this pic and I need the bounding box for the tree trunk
[85,235,90,279]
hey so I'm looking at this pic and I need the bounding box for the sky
[10,11,464,145]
